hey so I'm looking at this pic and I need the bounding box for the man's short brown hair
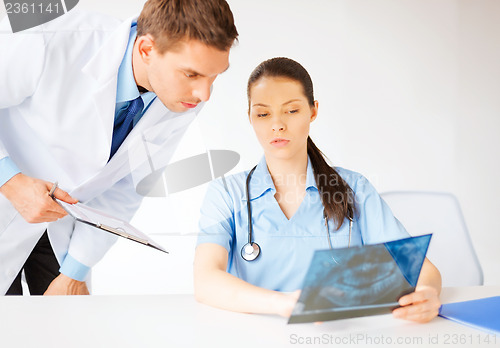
[137,0,238,53]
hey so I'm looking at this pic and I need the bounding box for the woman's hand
[275,290,301,318]
[392,285,441,323]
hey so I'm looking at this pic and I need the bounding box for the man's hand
[392,285,441,323]
[0,173,78,223]
[44,273,89,296]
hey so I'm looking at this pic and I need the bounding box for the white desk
[0,287,498,348]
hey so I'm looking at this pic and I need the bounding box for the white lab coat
[0,11,202,294]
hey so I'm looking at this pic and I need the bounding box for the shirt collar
[305,157,318,191]
[244,156,275,201]
[116,22,140,103]
[244,156,318,201]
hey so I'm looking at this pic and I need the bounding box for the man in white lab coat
[0,0,238,295]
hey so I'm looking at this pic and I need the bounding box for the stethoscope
[241,166,353,262]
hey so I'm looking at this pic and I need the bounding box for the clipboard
[53,198,168,254]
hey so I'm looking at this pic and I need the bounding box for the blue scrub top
[197,156,409,292]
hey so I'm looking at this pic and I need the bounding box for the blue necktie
[109,96,144,159]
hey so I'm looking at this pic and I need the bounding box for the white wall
[3,0,498,291]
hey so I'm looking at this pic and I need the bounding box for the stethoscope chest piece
[241,242,261,261]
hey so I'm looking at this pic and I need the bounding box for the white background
[1,0,498,292]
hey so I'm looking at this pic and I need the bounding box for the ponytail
[307,137,355,230]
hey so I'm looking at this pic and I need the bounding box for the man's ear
[310,100,319,122]
[136,34,156,63]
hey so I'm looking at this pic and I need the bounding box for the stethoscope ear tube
[325,210,353,249]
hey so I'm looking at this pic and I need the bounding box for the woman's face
[248,77,318,162]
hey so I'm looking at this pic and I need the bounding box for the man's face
[143,39,230,113]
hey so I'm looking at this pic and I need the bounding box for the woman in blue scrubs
[194,57,441,322]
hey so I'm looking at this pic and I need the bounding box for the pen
[49,181,58,199]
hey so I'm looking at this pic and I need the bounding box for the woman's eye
[288,109,299,114]
[257,113,269,117]
[185,73,197,78]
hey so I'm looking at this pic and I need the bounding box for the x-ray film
[288,234,432,324]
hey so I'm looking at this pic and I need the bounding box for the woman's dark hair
[247,57,355,230]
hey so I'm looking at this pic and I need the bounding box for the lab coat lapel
[89,78,118,150]
[81,15,137,152]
